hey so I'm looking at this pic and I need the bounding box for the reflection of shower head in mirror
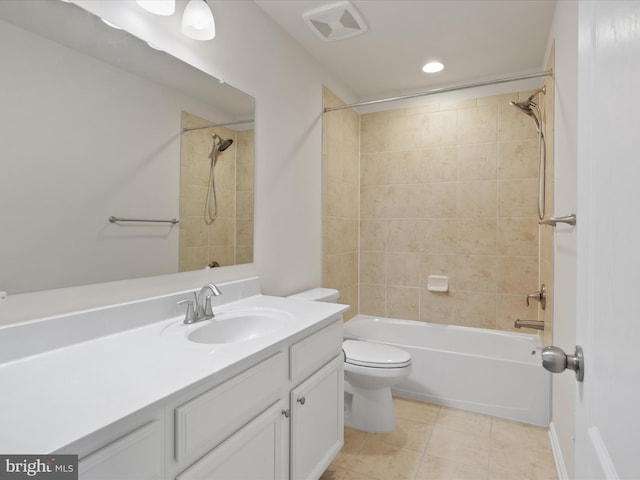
[217,137,233,152]
[212,133,233,152]
[209,133,233,166]
[204,132,235,224]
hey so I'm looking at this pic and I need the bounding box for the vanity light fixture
[422,61,444,73]
[136,0,176,16]
[182,0,216,41]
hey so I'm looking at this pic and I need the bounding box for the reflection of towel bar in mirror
[109,216,179,225]
[539,214,576,226]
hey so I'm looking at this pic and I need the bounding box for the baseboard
[549,421,569,480]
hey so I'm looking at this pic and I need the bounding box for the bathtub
[343,315,551,426]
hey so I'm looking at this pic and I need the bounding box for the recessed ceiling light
[422,61,444,73]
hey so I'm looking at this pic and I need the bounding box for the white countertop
[0,293,347,453]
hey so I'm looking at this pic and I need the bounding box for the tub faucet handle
[526,284,546,310]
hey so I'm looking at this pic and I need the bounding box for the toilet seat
[343,339,411,368]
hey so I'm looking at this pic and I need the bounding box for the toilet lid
[343,340,411,368]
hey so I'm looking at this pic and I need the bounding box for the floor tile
[426,425,490,470]
[489,435,557,480]
[320,464,348,480]
[393,397,441,425]
[435,406,492,438]
[331,427,371,470]
[342,471,376,480]
[323,398,559,480]
[488,456,558,480]
[350,436,422,480]
[416,454,488,480]
[371,416,433,452]
[491,417,552,452]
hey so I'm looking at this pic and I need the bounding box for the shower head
[211,133,233,152]
[217,138,233,152]
[510,88,545,133]
[510,88,545,112]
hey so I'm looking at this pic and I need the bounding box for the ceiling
[255,0,556,103]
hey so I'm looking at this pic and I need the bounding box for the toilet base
[344,381,396,432]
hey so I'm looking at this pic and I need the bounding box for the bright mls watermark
[0,456,77,480]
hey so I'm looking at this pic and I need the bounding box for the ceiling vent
[302,1,368,42]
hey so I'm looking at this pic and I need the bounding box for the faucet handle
[204,295,215,317]
[177,299,196,324]
[526,284,546,310]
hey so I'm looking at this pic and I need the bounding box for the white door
[574,2,640,478]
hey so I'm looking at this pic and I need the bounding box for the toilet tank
[287,288,339,303]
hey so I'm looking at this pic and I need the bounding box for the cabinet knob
[297,397,306,405]
[281,409,290,418]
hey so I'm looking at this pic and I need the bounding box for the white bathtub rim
[346,314,541,341]
[344,314,543,366]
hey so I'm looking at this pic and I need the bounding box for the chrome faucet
[514,319,545,330]
[177,283,222,324]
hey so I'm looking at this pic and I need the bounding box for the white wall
[0,1,355,323]
[546,1,579,478]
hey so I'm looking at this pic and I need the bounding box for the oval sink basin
[187,311,287,344]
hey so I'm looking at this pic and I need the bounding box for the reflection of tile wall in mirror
[179,112,254,272]
[0,1,255,294]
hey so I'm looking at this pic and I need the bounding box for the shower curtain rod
[182,119,254,133]
[323,70,553,113]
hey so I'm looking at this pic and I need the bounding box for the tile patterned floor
[321,397,558,480]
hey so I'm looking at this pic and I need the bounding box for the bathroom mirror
[0,1,255,294]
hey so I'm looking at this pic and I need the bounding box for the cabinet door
[78,420,163,480]
[176,401,288,480]
[290,355,343,480]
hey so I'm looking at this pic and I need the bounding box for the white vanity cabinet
[169,319,344,480]
[165,350,288,479]
[176,401,289,480]
[290,355,343,480]
[56,407,165,480]
[78,420,164,480]
[53,316,344,480]
[289,320,344,480]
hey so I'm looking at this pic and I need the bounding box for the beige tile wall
[179,112,254,271]
[323,88,360,320]
[359,92,543,330]
[235,129,255,265]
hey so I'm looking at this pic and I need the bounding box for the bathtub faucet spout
[514,319,544,330]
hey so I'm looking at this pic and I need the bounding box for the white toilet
[288,288,412,432]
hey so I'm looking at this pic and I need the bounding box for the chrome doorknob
[541,345,584,382]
